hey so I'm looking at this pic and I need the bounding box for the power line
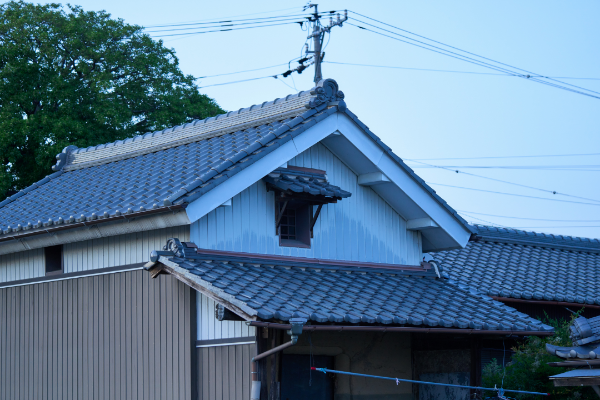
[349,21,600,99]
[149,21,302,38]
[197,63,288,79]
[427,182,600,206]
[144,7,303,28]
[145,15,311,33]
[325,61,600,80]
[326,61,509,76]
[274,76,298,92]
[406,164,600,171]
[410,153,600,161]
[406,159,600,203]
[347,20,600,100]
[198,75,276,88]
[348,10,600,98]
[456,210,600,222]
[506,226,600,229]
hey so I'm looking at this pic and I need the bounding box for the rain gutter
[248,321,554,337]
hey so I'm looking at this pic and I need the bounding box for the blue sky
[42,0,600,238]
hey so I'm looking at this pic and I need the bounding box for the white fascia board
[0,210,190,256]
[407,218,439,231]
[336,113,471,248]
[185,113,339,223]
[358,172,390,186]
[219,199,232,207]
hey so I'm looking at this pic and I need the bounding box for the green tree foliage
[482,314,597,400]
[0,1,224,198]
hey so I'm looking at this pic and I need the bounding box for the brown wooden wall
[197,343,255,400]
[0,270,193,400]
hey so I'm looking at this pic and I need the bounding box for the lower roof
[146,239,552,333]
[432,225,600,305]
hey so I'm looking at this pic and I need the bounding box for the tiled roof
[432,225,600,304]
[473,225,600,252]
[149,240,552,332]
[0,78,472,240]
[0,88,334,236]
[263,167,352,199]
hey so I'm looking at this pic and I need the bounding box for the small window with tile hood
[264,166,352,249]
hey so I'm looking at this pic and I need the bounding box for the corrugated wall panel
[0,248,45,283]
[197,291,255,340]
[0,270,192,400]
[63,226,190,273]
[197,343,255,400]
[0,226,190,284]
[191,143,422,265]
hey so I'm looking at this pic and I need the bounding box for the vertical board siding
[197,291,256,340]
[197,343,255,400]
[63,226,190,273]
[191,143,422,265]
[0,270,192,400]
[0,248,45,283]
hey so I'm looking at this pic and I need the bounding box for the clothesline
[310,367,549,397]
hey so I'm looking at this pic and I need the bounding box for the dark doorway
[280,354,334,400]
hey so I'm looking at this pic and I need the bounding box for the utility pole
[304,4,347,83]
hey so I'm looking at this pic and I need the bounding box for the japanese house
[0,79,554,400]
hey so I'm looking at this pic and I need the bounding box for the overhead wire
[405,159,600,203]
[346,21,600,100]
[197,63,288,79]
[426,182,600,206]
[145,16,311,33]
[149,21,303,38]
[144,8,308,28]
[456,210,600,222]
[406,164,600,171]
[410,153,600,161]
[348,10,600,97]
[144,6,303,28]
[275,76,298,92]
[325,61,600,80]
[198,75,276,88]
[458,211,599,229]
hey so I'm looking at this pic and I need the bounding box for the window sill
[279,239,311,249]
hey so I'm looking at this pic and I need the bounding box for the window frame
[44,244,64,276]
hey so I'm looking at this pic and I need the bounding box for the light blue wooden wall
[196,291,255,340]
[191,143,422,265]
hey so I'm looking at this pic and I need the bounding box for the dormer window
[264,166,351,248]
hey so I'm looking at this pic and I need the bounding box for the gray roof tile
[0,79,472,239]
[155,242,551,332]
[264,167,351,199]
[433,225,600,304]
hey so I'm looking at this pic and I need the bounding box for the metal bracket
[310,204,323,238]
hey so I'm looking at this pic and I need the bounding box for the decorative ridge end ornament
[306,79,346,110]
[149,237,190,263]
[52,145,78,171]
[571,315,600,346]
[164,237,186,258]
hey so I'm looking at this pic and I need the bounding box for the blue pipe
[311,367,549,396]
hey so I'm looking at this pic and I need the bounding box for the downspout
[250,318,306,400]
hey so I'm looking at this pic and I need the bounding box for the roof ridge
[0,79,346,237]
[53,90,315,172]
[474,224,600,244]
